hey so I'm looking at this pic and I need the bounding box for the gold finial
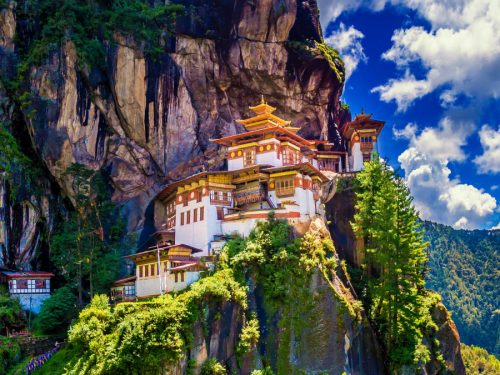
[260,95,266,105]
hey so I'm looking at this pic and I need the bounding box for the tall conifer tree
[352,158,429,367]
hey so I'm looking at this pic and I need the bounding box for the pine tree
[352,158,430,368]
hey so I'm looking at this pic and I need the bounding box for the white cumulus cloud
[325,23,367,79]
[474,125,500,174]
[372,0,500,111]
[395,117,497,229]
[317,0,364,29]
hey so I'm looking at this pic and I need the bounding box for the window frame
[275,177,295,197]
[243,148,256,167]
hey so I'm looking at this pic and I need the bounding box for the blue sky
[318,0,500,229]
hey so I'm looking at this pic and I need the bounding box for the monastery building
[120,98,384,299]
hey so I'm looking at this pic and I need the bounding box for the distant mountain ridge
[424,221,500,357]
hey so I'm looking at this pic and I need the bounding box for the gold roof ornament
[238,97,300,133]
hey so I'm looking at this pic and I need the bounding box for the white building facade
[1,271,53,313]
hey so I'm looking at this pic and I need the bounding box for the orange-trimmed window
[193,208,198,222]
[200,206,204,221]
[186,210,191,224]
[281,148,298,165]
[275,177,295,197]
[243,148,256,167]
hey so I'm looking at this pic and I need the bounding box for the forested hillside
[424,222,499,357]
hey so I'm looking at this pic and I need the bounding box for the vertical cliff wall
[0,0,349,267]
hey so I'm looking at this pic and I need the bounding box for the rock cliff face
[0,0,348,266]
[162,220,385,375]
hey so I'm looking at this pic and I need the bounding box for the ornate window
[275,177,295,197]
[282,148,298,165]
[243,148,256,167]
[210,190,232,205]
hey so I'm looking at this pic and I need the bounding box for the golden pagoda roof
[211,126,314,148]
[237,97,299,133]
[248,95,277,115]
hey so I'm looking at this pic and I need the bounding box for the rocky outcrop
[426,302,465,374]
[325,182,466,375]
[162,220,385,375]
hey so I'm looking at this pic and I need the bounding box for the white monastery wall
[222,216,267,238]
[351,142,364,171]
[135,261,201,297]
[175,196,213,255]
[13,294,50,314]
[228,157,244,171]
[256,151,281,167]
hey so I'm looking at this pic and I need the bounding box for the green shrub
[237,315,260,356]
[0,336,21,374]
[251,367,275,375]
[0,286,23,335]
[58,269,247,373]
[33,286,78,334]
[200,358,227,375]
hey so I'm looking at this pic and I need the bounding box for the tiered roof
[236,96,300,133]
[212,97,313,148]
[342,113,385,139]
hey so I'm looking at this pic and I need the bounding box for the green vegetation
[0,287,24,336]
[313,42,345,83]
[13,0,183,70]
[352,158,439,370]
[461,344,500,374]
[424,221,500,357]
[251,368,275,375]
[23,346,75,375]
[0,336,21,374]
[200,358,227,375]
[220,216,357,373]
[50,163,125,307]
[42,269,247,374]
[287,40,345,83]
[33,286,78,335]
[237,314,260,357]
[0,122,41,200]
[32,216,348,374]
